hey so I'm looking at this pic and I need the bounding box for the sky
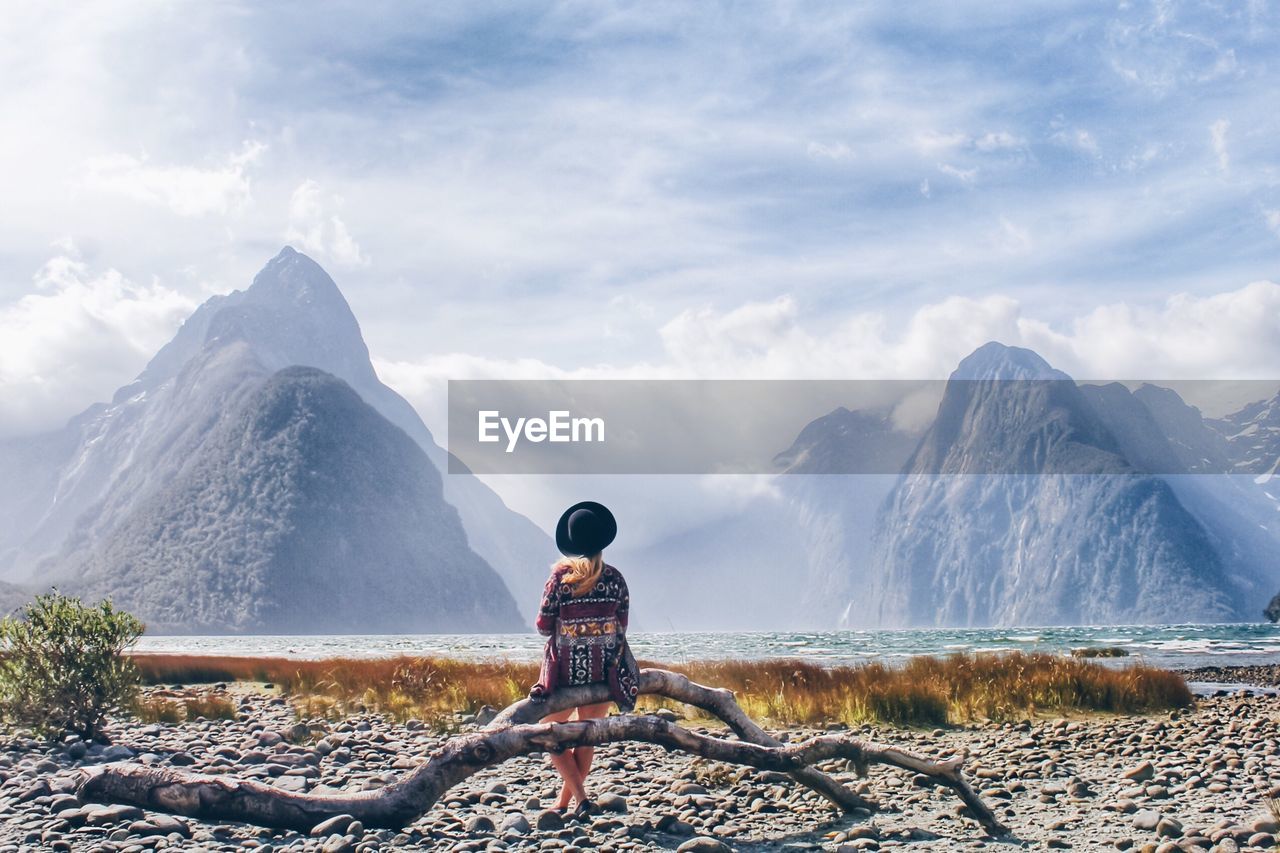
[2,0,1280,442]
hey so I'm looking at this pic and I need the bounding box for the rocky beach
[2,670,1278,853]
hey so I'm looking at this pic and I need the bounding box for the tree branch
[67,667,1008,837]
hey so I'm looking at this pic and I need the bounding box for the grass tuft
[130,651,1191,728]
[131,691,237,724]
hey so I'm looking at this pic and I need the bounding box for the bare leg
[542,708,587,809]
[571,702,612,795]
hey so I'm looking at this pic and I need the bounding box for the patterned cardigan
[529,563,640,711]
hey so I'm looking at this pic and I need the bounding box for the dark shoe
[573,799,599,820]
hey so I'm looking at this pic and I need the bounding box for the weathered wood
[69,667,1009,837]
[491,667,873,812]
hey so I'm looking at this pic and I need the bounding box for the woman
[529,501,640,816]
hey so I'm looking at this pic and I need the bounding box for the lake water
[133,623,1280,671]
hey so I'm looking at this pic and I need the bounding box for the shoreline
[1174,663,1280,688]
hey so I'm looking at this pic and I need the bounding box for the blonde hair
[557,551,604,597]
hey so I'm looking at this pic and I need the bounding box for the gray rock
[596,792,627,814]
[310,814,354,837]
[535,809,565,831]
[466,815,495,833]
[46,794,80,813]
[84,804,145,825]
[147,814,190,836]
[1123,761,1155,782]
[321,835,356,853]
[499,813,531,835]
[676,838,732,853]
[1132,810,1162,831]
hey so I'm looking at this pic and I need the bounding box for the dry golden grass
[130,651,1191,728]
[131,691,238,724]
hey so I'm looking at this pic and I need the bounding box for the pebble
[0,680,1275,852]
[675,838,732,852]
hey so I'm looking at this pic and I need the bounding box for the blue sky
[2,1,1279,438]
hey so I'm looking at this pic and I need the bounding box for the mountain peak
[132,248,370,396]
[952,341,1065,381]
[246,246,347,309]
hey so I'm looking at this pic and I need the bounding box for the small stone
[1154,818,1182,839]
[466,815,495,833]
[597,793,627,814]
[147,814,189,836]
[535,809,565,831]
[676,838,732,853]
[310,815,354,837]
[46,793,80,813]
[1133,810,1161,831]
[1124,761,1155,783]
[85,804,145,825]
[499,813,530,835]
[321,835,355,853]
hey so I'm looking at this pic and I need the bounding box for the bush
[0,591,144,741]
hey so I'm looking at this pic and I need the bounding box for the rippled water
[132,623,1280,671]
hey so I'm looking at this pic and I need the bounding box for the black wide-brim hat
[555,501,617,557]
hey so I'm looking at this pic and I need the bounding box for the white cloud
[1051,126,1100,156]
[937,163,977,184]
[80,140,265,216]
[0,248,198,436]
[1021,280,1280,380]
[285,180,369,267]
[974,131,1025,152]
[993,217,1033,255]
[1265,209,1280,238]
[1210,118,1231,172]
[806,141,855,162]
[375,281,1280,443]
[914,130,969,155]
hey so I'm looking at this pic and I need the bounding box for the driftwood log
[70,667,1009,837]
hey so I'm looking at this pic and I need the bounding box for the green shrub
[0,591,144,741]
